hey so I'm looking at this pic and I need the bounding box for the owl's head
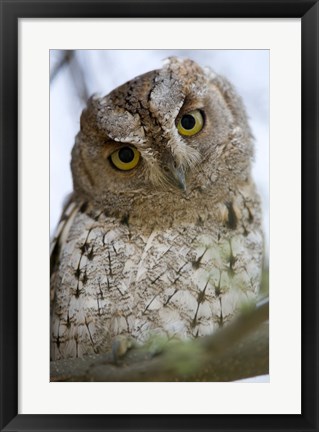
[71,57,254,213]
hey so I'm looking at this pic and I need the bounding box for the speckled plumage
[51,57,263,361]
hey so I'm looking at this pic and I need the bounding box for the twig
[50,50,74,83]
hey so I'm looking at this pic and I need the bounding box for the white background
[19,18,301,414]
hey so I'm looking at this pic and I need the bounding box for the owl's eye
[110,146,140,171]
[177,110,204,136]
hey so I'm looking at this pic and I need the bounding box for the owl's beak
[164,158,187,191]
[171,165,187,191]
[174,167,187,191]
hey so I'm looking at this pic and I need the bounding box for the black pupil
[119,147,134,163]
[181,114,196,130]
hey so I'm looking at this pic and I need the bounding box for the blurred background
[50,50,269,259]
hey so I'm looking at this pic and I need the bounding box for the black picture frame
[0,1,318,431]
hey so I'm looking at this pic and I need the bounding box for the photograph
[1,1,318,429]
[50,50,269,382]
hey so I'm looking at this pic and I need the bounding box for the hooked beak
[167,164,187,191]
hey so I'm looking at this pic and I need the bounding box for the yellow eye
[177,110,204,136]
[110,146,140,171]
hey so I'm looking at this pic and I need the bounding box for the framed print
[0,0,318,431]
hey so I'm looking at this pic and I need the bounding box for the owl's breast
[51,209,263,360]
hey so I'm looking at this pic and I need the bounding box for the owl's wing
[50,195,82,306]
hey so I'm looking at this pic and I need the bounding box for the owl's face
[71,57,253,213]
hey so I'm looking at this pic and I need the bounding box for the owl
[50,57,263,361]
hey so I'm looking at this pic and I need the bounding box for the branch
[50,50,74,83]
[51,298,269,382]
[50,50,89,103]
